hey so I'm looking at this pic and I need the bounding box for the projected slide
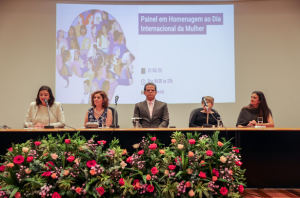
[56,4,235,104]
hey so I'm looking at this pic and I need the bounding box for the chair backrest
[108,107,118,125]
[189,108,219,124]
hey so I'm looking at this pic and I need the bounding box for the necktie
[149,101,153,119]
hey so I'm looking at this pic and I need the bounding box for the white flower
[120,161,127,169]
[22,147,29,153]
[220,156,227,163]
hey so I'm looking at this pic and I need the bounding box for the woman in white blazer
[23,86,65,128]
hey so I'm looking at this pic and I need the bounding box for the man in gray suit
[133,83,169,128]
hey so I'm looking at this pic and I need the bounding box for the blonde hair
[202,96,214,105]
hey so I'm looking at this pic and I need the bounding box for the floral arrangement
[0,131,246,198]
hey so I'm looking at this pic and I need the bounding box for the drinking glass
[217,117,222,128]
[257,117,263,126]
[27,118,34,129]
[102,117,107,129]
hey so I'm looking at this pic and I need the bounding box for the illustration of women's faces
[94,12,102,24]
[57,9,135,100]
[74,51,80,61]
[91,81,99,92]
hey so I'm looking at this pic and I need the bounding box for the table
[1,127,299,188]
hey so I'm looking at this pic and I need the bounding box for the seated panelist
[133,83,169,128]
[189,96,220,127]
[23,85,65,128]
[236,91,274,127]
[84,90,112,127]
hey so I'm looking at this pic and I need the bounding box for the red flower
[199,171,206,179]
[13,155,24,165]
[34,141,41,146]
[126,156,133,163]
[8,147,13,152]
[151,167,159,175]
[65,139,71,144]
[86,160,97,168]
[206,150,213,156]
[119,178,125,186]
[67,156,75,163]
[150,137,157,141]
[27,156,34,162]
[133,179,139,185]
[52,192,61,198]
[238,185,244,193]
[45,161,54,170]
[235,161,242,166]
[220,187,228,195]
[168,165,176,170]
[148,143,157,150]
[137,150,144,155]
[147,184,155,193]
[189,139,196,144]
[97,140,106,145]
[96,187,105,196]
[0,165,5,171]
[233,147,240,153]
[212,168,219,177]
[42,171,52,177]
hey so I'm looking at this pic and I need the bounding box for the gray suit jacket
[133,100,169,128]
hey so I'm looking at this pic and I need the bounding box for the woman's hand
[247,120,258,127]
[34,123,44,129]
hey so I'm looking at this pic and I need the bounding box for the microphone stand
[44,100,54,129]
[110,98,119,128]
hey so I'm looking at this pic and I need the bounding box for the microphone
[44,99,54,129]
[115,95,119,103]
[44,99,49,107]
[202,97,208,107]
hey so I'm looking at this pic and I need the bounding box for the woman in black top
[236,91,274,127]
[189,96,221,127]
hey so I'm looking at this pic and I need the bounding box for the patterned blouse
[87,108,108,127]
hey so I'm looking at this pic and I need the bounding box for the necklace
[94,108,104,115]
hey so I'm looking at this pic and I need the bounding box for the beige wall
[1,0,299,129]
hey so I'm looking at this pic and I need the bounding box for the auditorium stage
[1,127,299,188]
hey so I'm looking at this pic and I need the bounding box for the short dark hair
[144,83,157,91]
[91,90,109,108]
[36,86,55,107]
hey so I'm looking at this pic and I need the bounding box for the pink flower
[138,150,144,155]
[27,156,34,162]
[150,137,157,141]
[126,156,133,163]
[86,160,97,168]
[220,187,228,195]
[212,168,219,177]
[45,161,54,170]
[13,155,24,165]
[151,167,159,175]
[148,143,157,150]
[147,184,155,192]
[14,192,21,198]
[97,140,106,145]
[206,150,213,156]
[42,171,52,177]
[65,139,71,144]
[119,178,125,186]
[199,171,206,179]
[96,187,105,196]
[189,139,196,144]
[8,147,13,152]
[233,147,240,153]
[0,165,5,172]
[34,141,41,146]
[52,192,61,198]
[238,185,244,193]
[67,156,75,163]
[235,161,242,166]
[168,165,176,170]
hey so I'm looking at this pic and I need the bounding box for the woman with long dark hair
[236,91,274,127]
[23,86,65,128]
